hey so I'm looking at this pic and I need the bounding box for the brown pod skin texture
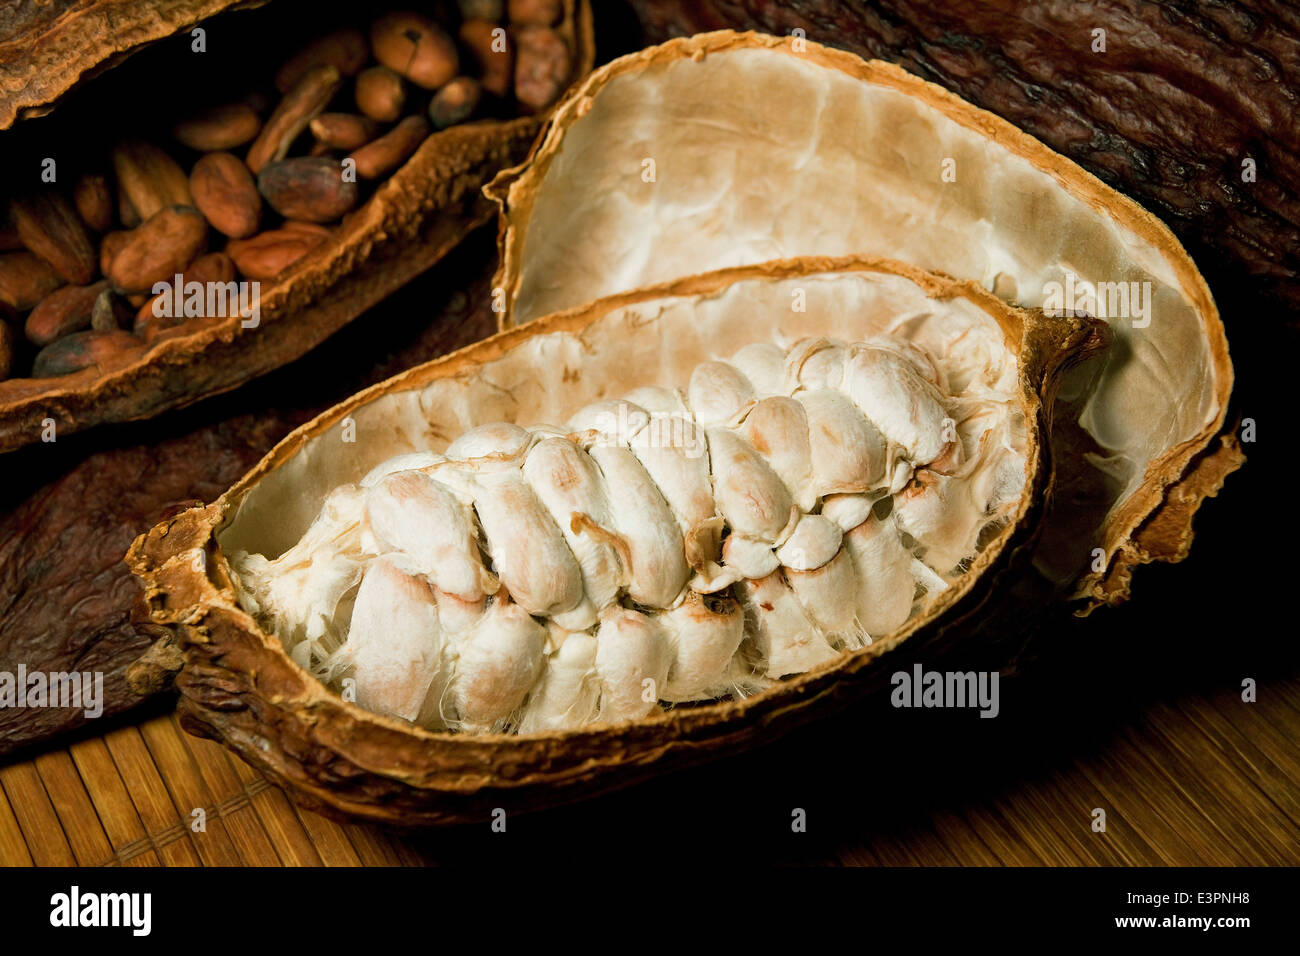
[190,152,262,238]
[460,19,513,97]
[73,174,114,233]
[310,113,380,150]
[0,252,65,310]
[173,103,263,151]
[258,157,359,223]
[429,77,482,128]
[508,0,561,25]
[112,140,193,222]
[247,65,344,175]
[348,115,431,179]
[32,329,139,377]
[354,66,406,122]
[226,227,328,280]
[99,230,132,277]
[9,193,97,285]
[275,28,369,93]
[134,252,237,340]
[513,26,570,112]
[0,320,14,379]
[24,279,110,346]
[108,205,208,294]
[370,12,459,90]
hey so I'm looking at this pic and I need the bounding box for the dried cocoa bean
[310,113,380,150]
[0,219,22,252]
[134,251,238,340]
[226,227,329,280]
[73,173,114,233]
[348,115,430,179]
[117,184,141,228]
[173,103,263,151]
[429,77,482,129]
[9,193,97,285]
[0,252,64,310]
[32,329,139,378]
[509,0,561,26]
[190,152,262,239]
[0,320,14,379]
[258,157,359,223]
[112,140,193,221]
[370,12,459,90]
[460,20,513,98]
[91,288,134,332]
[355,66,407,123]
[246,65,345,175]
[108,205,208,294]
[275,28,369,93]
[24,280,110,346]
[513,26,570,112]
[99,230,131,277]
[459,0,504,18]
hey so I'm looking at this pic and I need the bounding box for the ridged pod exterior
[129,255,1105,826]
[486,31,1240,607]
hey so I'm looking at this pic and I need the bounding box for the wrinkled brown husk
[0,0,593,453]
[130,255,1106,826]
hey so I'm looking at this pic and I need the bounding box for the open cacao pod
[487,31,1240,607]
[129,255,1105,825]
[0,0,593,452]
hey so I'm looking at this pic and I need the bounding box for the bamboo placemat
[2,674,1298,866]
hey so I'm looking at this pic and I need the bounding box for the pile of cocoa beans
[0,0,571,382]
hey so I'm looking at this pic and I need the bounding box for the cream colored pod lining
[222,262,1032,735]
[488,31,1236,602]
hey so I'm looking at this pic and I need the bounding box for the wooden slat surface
[0,671,1296,866]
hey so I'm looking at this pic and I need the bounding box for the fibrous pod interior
[219,258,1085,735]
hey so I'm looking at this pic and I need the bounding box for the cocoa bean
[370,12,458,90]
[99,230,132,277]
[25,280,110,346]
[460,20,513,98]
[0,252,65,311]
[112,140,193,221]
[117,184,141,228]
[226,227,329,280]
[258,157,359,223]
[355,66,406,123]
[247,65,345,174]
[108,205,208,294]
[508,0,561,25]
[275,28,369,93]
[459,0,504,18]
[134,252,237,340]
[0,219,22,252]
[173,103,263,151]
[310,113,380,151]
[513,26,570,112]
[91,288,134,332]
[429,77,482,128]
[73,173,114,233]
[0,320,14,379]
[32,329,139,378]
[348,115,431,179]
[190,152,262,238]
[9,193,97,285]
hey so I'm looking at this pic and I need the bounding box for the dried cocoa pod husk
[512,26,570,112]
[0,251,64,310]
[246,64,344,175]
[258,157,359,223]
[354,66,406,123]
[190,152,262,239]
[173,102,263,151]
[134,251,237,340]
[370,11,459,90]
[509,0,561,26]
[128,256,1104,825]
[112,139,193,222]
[460,19,513,98]
[429,77,482,129]
[32,328,139,377]
[108,205,208,294]
[9,192,97,284]
[348,115,431,179]
[275,28,369,94]
[225,226,328,280]
[73,173,113,232]
[25,279,109,346]
[309,113,380,151]
[488,31,1238,608]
